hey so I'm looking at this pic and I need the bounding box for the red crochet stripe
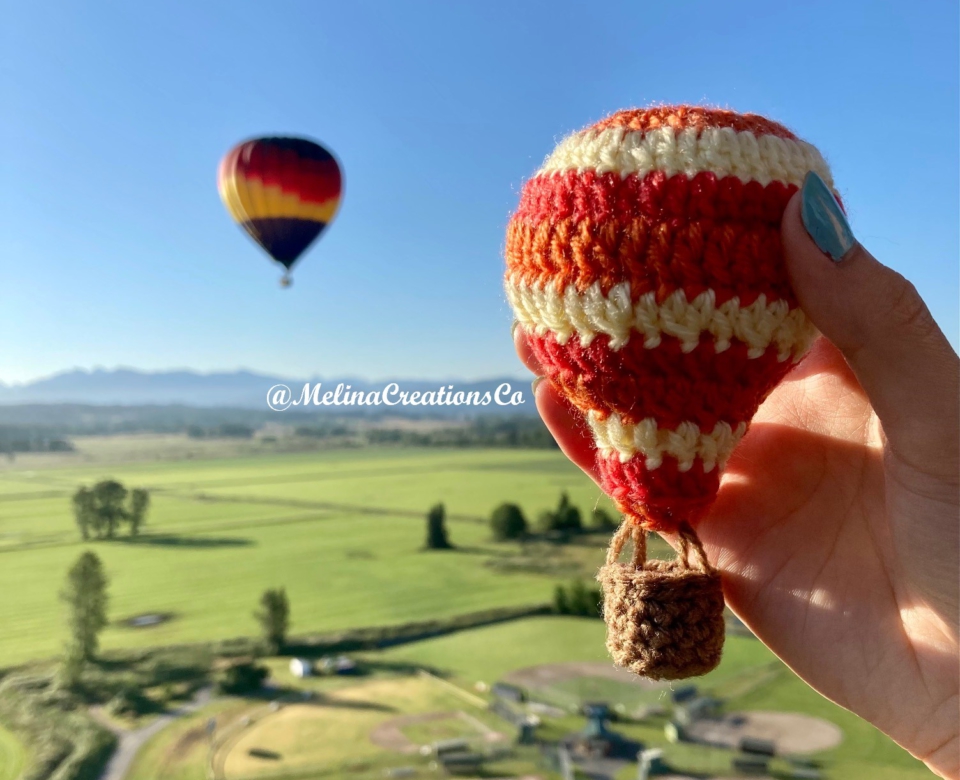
[505,214,793,306]
[590,106,797,140]
[526,330,792,430]
[514,171,798,228]
[597,453,720,533]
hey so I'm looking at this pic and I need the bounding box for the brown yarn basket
[597,520,725,680]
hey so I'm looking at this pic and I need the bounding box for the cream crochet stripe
[537,125,835,189]
[506,282,818,361]
[587,412,748,472]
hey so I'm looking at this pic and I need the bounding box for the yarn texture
[505,105,838,679]
[598,522,725,679]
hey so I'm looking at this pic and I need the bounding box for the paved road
[94,686,213,780]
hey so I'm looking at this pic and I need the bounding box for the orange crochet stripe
[505,214,793,306]
[525,329,792,430]
[513,170,798,228]
[590,106,797,139]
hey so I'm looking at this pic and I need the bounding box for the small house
[740,736,776,756]
[289,658,313,678]
[491,682,525,703]
[319,655,358,675]
[670,685,698,704]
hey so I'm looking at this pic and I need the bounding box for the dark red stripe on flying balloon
[235,140,341,204]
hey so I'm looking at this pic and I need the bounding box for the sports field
[0,441,615,668]
[120,616,934,780]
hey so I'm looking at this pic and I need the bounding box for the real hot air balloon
[218,136,342,286]
[506,106,839,679]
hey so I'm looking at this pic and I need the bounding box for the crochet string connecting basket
[504,105,839,680]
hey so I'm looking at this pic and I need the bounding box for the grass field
[0,723,27,780]
[374,618,932,779]
[123,616,933,780]
[0,438,935,778]
[0,442,615,668]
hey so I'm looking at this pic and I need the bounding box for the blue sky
[2,0,957,384]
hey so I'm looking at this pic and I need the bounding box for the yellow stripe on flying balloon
[219,174,340,222]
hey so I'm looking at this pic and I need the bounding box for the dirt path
[684,710,842,754]
[93,686,213,780]
[502,661,667,692]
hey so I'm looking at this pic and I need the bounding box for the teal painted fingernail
[801,171,855,261]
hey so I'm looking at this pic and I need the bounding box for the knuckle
[883,273,936,338]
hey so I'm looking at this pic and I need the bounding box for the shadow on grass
[417,545,512,558]
[246,685,399,713]
[113,534,254,549]
[310,696,397,713]
[247,748,282,760]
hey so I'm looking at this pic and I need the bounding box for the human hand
[515,179,960,778]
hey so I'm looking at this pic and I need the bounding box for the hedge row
[144,602,553,660]
[0,674,116,780]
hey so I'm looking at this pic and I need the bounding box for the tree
[538,492,583,534]
[70,480,151,539]
[425,503,453,550]
[591,507,618,531]
[255,588,290,654]
[216,661,269,694]
[128,488,150,536]
[553,581,602,618]
[553,584,570,614]
[92,480,128,538]
[72,486,95,540]
[60,551,109,669]
[490,503,527,541]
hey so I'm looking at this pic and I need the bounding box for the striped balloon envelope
[218,136,342,285]
[506,106,836,534]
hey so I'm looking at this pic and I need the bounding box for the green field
[121,616,933,780]
[0,443,615,668]
[0,723,27,780]
[375,618,933,779]
[0,440,934,779]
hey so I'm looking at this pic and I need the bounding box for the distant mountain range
[0,369,536,416]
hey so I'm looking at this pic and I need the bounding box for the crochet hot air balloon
[505,106,838,679]
[218,136,343,286]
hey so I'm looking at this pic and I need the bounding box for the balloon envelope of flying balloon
[218,137,342,280]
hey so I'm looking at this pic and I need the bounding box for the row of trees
[490,492,618,541]
[421,493,619,552]
[72,480,150,540]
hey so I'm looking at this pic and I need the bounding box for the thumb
[782,172,959,471]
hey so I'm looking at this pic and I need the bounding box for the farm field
[372,618,933,779]
[0,438,935,779]
[0,723,27,780]
[123,616,933,780]
[0,441,615,668]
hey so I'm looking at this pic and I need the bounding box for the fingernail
[531,376,544,395]
[801,171,856,261]
[511,320,520,339]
